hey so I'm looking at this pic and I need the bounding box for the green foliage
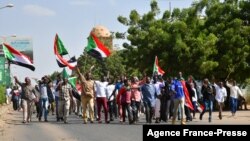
[64,0,250,83]
[76,51,127,80]
[115,0,250,82]
[50,71,60,81]
[0,85,6,104]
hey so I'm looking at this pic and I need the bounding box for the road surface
[0,104,249,141]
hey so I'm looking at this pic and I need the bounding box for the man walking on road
[14,76,37,123]
[226,80,243,116]
[76,67,95,124]
[56,75,73,124]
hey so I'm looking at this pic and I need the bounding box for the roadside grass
[0,85,6,104]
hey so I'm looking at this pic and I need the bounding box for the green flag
[55,34,68,55]
[68,77,77,88]
[62,68,69,79]
[2,44,15,60]
[85,33,111,60]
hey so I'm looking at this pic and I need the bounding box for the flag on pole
[153,56,165,76]
[68,76,81,101]
[68,76,77,88]
[2,43,35,71]
[197,102,205,113]
[85,32,111,60]
[181,80,194,111]
[62,68,69,79]
[54,34,77,70]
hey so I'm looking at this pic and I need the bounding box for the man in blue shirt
[141,76,157,123]
[171,77,185,125]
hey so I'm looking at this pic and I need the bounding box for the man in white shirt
[213,82,227,120]
[95,76,109,123]
[226,80,243,116]
[38,77,50,122]
[5,86,12,104]
[105,78,116,121]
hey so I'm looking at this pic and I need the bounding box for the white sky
[0,0,194,82]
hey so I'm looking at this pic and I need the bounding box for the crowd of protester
[5,69,248,125]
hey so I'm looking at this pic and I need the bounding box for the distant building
[91,25,113,51]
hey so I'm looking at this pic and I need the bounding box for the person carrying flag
[14,76,37,123]
[76,67,95,124]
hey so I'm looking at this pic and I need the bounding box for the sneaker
[45,119,48,122]
[22,121,27,124]
[90,121,94,124]
[181,121,186,125]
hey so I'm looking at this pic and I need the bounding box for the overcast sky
[0,0,194,82]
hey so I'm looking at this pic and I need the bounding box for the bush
[0,85,6,104]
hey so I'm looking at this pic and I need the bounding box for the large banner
[0,36,33,62]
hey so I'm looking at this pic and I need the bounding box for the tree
[117,0,250,83]
[76,51,127,80]
[197,0,250,82]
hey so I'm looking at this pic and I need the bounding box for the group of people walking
[7,68,246,125]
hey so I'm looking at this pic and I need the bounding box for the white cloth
[105,84,115,101]
[40,84,48,99]
[6,88,12,97]
[155,98,161,118]
[191,88,198,102]
[95,81,108,98]
[226,82,243,99]
[154,81,164,95]
[54,80,61,97]
[213,84,227,103]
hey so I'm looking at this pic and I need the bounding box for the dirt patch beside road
[0,104,12,137]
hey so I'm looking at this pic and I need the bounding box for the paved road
[0,105,250,141]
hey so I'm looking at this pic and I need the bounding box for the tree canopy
[115,0,250,83]
[75,0,250,84]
